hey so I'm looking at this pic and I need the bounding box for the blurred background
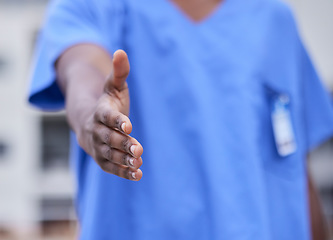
[0,0,332,239]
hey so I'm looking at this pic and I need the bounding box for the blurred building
[0,1,75,239]
[0,0,332,239]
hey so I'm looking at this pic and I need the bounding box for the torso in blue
[29,0,333,239]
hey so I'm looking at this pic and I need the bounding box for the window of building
[41,115,70,170]
[40,197,74,221]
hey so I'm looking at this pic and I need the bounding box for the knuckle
[121,138,131,151]
[92,129,100,142]
[122,154,129,166]
[98,156,129,178]
[101,111,110,124]
[103,131,112,145]
[93,111,100,122]
[114,115,122,128]
[104,147,112,161]
[125,169,133,179]
[100,159,117,176]
[100,160,117,175]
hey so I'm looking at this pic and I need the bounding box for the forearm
[55,44,113,145]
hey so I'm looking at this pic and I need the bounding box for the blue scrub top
[29,0,333,239]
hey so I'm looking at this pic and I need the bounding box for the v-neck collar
[164,0,230,26]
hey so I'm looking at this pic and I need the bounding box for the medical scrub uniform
[29,0,333,239]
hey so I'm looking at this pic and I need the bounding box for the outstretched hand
[81,50,143,181]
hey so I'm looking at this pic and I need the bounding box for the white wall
[0,4,75,237]
[0,5,42,232]
[287,0,333,89]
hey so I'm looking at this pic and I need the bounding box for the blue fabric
[29,0,333,239]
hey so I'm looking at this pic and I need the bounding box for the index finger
[94,105,132,135]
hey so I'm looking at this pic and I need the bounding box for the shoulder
[262,0,293,14]
[46,0,125,18]
[259,0,297,26]
[255,0,300,43]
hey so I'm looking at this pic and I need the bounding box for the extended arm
[56,44,143,181]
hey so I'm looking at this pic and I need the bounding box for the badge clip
[271,94,297,157]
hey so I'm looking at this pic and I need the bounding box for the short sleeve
[28,0,124,110]
[301,45,333,152]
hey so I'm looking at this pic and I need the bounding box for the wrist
[66,95,98,155]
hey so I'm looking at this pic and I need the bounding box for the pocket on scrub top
[260,84,301,181]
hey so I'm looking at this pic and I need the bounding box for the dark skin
[55,0,223,181]
[171,0,223,22]
[57,47,142,181]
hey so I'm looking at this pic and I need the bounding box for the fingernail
[130,145,136,156]
[128,157,134,167]
[121,122,126,132]
[131,172,136,179]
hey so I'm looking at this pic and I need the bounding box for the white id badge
[271,94,297,157]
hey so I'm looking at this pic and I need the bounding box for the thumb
[105,49,130,92]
